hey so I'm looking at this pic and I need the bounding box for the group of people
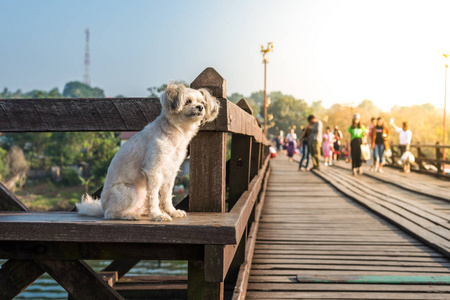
[273,113,413,175]
[348,114,413,176]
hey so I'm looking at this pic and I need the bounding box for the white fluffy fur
[76,83,220,221]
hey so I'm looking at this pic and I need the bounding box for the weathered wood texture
[189,131,227,213]
[315,165,450,257]
[0,67,272,300]
[0,212,237,244]
[0,69,267,144]
[38,259,124,299]
[245,157,450,299]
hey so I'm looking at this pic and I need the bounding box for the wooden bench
[0,67,271,300]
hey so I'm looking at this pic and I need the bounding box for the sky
[1,0,450,111]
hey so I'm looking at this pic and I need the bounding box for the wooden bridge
[1,68,450,299]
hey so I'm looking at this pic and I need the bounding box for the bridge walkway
[246,156,450,299]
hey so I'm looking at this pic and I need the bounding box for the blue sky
[1,0,450,111]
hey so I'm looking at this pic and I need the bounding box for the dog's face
[161,82,220,124]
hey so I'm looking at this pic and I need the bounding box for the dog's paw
[151,213,172,222]
[170,209,186,218]
[118,212,141,220]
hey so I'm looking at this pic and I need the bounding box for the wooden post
[250,140,261,180]
[228,134,252,210]
[188,68,227,299]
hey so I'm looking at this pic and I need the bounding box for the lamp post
[443,53,449,172]
[261,42,274,136]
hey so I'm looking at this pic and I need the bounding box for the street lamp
[261,42,274,136]
[443,52,449,172]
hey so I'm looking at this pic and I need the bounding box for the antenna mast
[83,28,91,86]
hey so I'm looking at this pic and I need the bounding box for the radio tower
[83,28,91,86]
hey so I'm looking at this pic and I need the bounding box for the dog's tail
[76,193,104,217]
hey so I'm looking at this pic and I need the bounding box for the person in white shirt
[391,120,413,173]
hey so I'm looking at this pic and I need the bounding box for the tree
[262,91,311,136]
[63,81,105,98]
[228,92,260,117]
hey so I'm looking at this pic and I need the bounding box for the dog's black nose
[196,105,203,111]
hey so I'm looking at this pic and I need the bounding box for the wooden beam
[228,134,252,210]
[0,259,45,300]
[188,260,224,300]
[37,259,124,299]
[0,182,28,211]
[0,241,203,261]
[0,98,161,132]
[0,212,237,244]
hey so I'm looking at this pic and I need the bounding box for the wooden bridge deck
[246,156,450,299]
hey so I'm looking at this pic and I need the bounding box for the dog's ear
[161,81,185,113]
[199,88,220,123]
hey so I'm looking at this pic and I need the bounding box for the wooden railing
[0,67,271,300]
[388,143,450,178]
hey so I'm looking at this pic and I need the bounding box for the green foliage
[228,92,260,117]
[262,91,311,135]
[60,167,82,187]
[0,148,9,180]
[63,81,105,98]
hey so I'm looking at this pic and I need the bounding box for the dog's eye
[186,99,192,104]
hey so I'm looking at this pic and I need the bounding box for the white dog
[76,83,220,221]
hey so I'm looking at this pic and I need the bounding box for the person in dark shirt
[370,117,390,173]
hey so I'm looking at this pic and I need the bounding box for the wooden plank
[250,142,261,180]
[247,157,450,299]
[0,241,204,260]
[37,259,124,299]
[249,283,450,291]
[296,274,450,284]
[0,97,161,132]
[315,169,450,257]
[189,131,227,212]
[0,212,237,244]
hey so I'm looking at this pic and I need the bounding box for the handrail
[388,143,449,178]
[0,67,271,300]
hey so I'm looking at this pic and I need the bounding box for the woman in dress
[285,128,297,162]
[322,127,335,166]
[348,114,366,176]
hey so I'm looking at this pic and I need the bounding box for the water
[0,260,187,299]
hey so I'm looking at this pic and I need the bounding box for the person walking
[333,125,343,162]
[322,127,335,166]
[391,119,413,173]
[285,128,297,162]
[367,117,377,171]
[307,115,323,170]
[348,114,366,176]
[298,125,310,171]
[371,117,390,173]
